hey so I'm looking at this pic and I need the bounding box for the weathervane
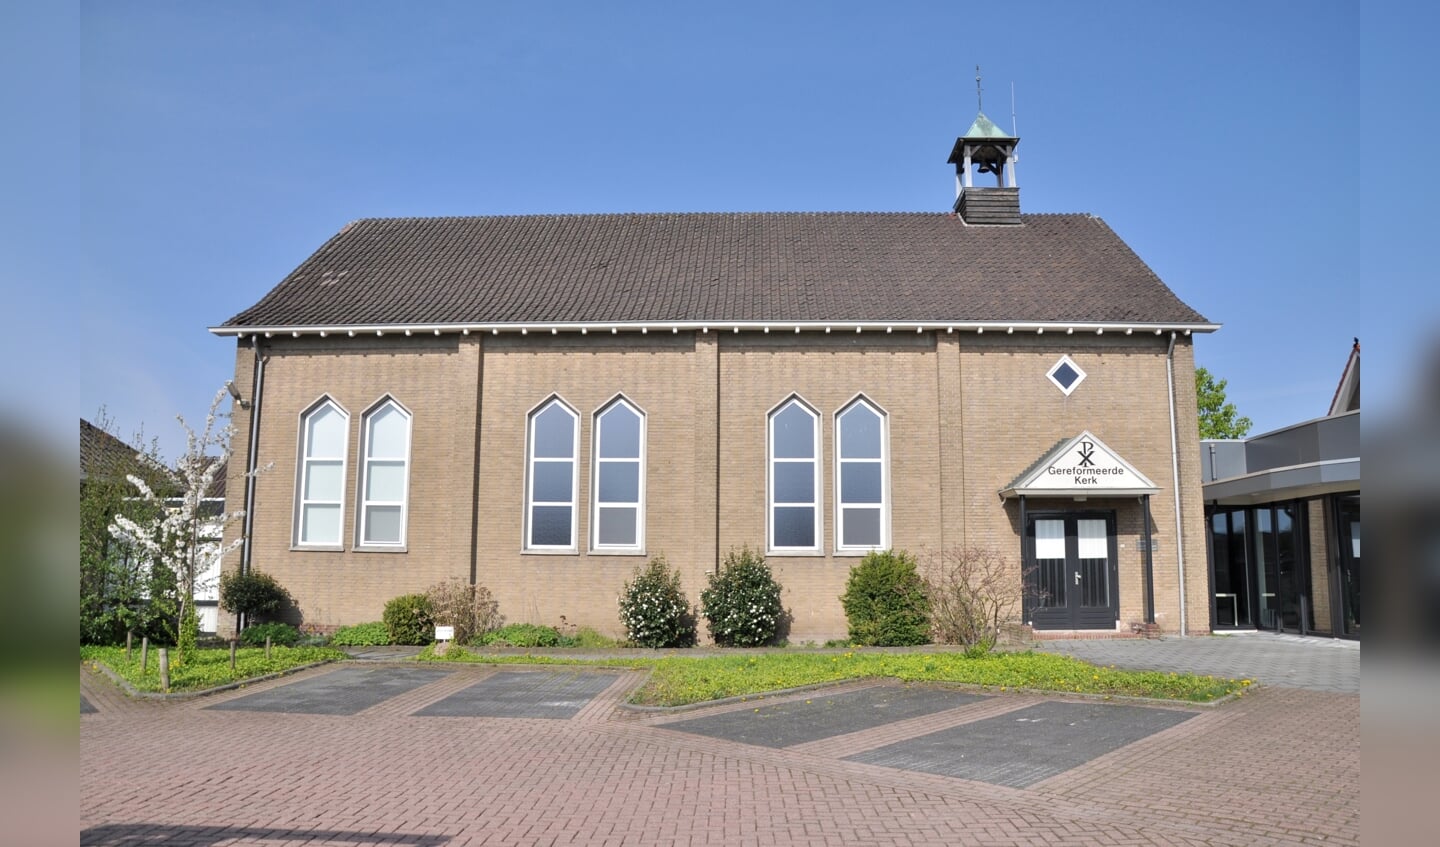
[975,65,983,112]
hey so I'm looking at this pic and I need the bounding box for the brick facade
[222,328,1210,642]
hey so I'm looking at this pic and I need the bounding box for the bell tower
[947,68,1021,225]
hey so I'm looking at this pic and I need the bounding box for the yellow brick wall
[221,335,479,633]
[716,332,943,641]
[475,332,710,635]
[222,328,1212,642]
[1308,498,1333,634]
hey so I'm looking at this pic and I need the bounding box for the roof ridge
[343,210,1097,225]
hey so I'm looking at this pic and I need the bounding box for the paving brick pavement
[1033,632,1360,693]
[81,662,1357,846]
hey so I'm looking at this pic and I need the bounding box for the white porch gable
[1000,431,1159,498]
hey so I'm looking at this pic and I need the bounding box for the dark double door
[1025,512,1119,630]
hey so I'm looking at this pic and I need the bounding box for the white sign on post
[434,625,455,642]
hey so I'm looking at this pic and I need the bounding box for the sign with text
[1002,431,1159,498]
[434,625,455,642]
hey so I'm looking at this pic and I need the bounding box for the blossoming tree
[108,387,248,660]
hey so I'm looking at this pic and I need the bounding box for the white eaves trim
[209,320,1222,339]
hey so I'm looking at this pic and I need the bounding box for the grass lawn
[82,644,347,694]
[420,647,1250,705]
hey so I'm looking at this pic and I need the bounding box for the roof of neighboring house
[203,458,227,501]
[219,212,1210,330]
[80,419,228,499]
[79,419,147,484]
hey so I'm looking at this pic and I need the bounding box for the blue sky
[5,2,1431,461]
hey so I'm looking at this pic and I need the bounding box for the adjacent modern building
[1200,341,1361,638]
[213,115,1219,642]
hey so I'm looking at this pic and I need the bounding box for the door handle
[1074,572,1082,585]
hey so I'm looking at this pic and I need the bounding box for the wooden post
[265,636,272,660]
[140,636,149,672]
[158,648,170,691]
[125,631,133,662]
[229,639,238,671]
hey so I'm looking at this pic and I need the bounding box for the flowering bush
[841,549,930,646]
[618,556,696,648]
[701,547,785,647]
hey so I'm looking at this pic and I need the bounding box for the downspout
[1166,331,1186,637]
[239,336,266,629]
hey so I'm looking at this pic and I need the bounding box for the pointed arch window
[591,397,645,552]
[295,398,348,547]
[358,398,411,547]
[835,397,888,552]
[768,396,821,554]
[525,397,579,551]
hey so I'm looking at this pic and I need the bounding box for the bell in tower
[947,68,1021,225]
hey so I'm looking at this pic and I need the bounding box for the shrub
[701,547,784,647]
[922,546,1024,654]
[330,621,391,647]
[617,556,696,648]
[477,623,564,648]
[239,621,301,647]
[841,549,931,647]
[219,570,292,623]
[424,579,504,645]
[383,594,436,645]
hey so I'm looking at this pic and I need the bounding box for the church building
[213,115,1217,642]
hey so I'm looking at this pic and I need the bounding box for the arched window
[768,396,821,553]
[835,397,888,552]
[592,397,645,552]
[358,398,411,547]
[525,397,579,550]
[295,398,348,546]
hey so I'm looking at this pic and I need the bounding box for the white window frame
[524,395,580,552]
[767,395,822,555]
[1047,354,1087,396]
[356,396,412,549]
[834,395,889,554]
[294,396,349,548]
[590,395,646,554]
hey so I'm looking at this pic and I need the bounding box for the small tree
[841,550,930,647]
[219,570,292,625]
[617,556,696,648]
[701,547,785,647]
[108,388,257,661]
[1196,366,1253,439]
[921,546,1026,654]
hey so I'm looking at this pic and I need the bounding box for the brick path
[81,659,1358,846]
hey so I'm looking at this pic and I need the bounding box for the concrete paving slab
[414,670,618,719]
[848,700,1195,788]
[205,665,452,715]
[664,686,988,748]
[1035,633,1359,693]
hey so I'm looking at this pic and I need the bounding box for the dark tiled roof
[80,419,227,499]
[80,419,142,483]
[221,212,1208,328]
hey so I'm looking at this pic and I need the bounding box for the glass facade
[1205,493,1359,639]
